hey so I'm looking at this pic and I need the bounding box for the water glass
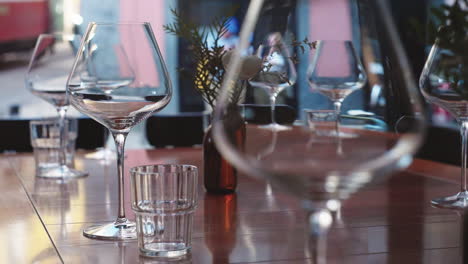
[130,164,198,259]
[305,109,337,137]
[30,118,78,177]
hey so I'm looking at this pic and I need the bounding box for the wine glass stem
[460,121,468,192]
[270,95,278,125]
[307,209,332,264]
[56,106,68,168]
[103,129,110,152]
[112,131,129,221]
[333,101,342,136]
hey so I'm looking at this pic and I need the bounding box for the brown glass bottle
[203,109,245,194]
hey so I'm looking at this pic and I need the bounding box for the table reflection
[5,149,468,262]
[204,193,237,264]
[32,177,78,205]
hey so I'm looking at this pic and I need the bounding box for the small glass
[130,164,198,259]
[30,118,80,178]
[248,34,297,132]
[305,109,337,137]
[307,40,367,139]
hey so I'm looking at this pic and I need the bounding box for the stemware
[307,40,367,137]
[84,44,134,162]
[420,43,468,209]
[213,0,425,262]
[67,22,172,240]
[249,33,297,131]
[25,33,88,178]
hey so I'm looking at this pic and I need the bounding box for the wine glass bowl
[307,40,367,138]
[25,33,87,178]
[420,44,468,118]
[67,22,173,240]
[69,87,170,132]
[249,33,297,131]
[244,124,400,201]
[420,43,468,209]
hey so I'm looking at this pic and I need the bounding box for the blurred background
[0,0,457,149]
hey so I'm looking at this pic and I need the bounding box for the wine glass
[25,33,88,178]
[307,40,367,137]
[84,45,135,163]
[249,33,297,131]
[420,42,468,209]
[213,0,425,262]
[67,22,173,240]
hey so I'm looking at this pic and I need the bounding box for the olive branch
[163,8,235,108]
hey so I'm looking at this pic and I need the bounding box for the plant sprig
[164,8,316,108]
[164,8,235,108]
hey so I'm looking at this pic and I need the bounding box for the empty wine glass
[307,40,367,137]
[249,33,297,131]
[213,0,425,262]
[25,33,88,178]
[67,22,173,240]
[84,45,135,162]
[420,42,468,209]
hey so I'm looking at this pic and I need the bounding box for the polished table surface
[0,147,467,263]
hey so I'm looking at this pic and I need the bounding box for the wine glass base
[431,191,468,209]
[37,165,88,179]
[83,219,136,240]
[328,130,358,139]
[259,123,291,132]
[85,148,116,160]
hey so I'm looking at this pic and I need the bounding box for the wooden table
[0,147,466,263]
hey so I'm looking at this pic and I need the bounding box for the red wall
[120,0,166,86]
[0,1,49,42]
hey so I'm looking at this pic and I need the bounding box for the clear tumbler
[30,118,78,177]
[305,109,337,137]
[130,164,198,259]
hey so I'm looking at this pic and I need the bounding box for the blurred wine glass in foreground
[67,22,172,240]
[25,33,87,178]
[213,0,425,262]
